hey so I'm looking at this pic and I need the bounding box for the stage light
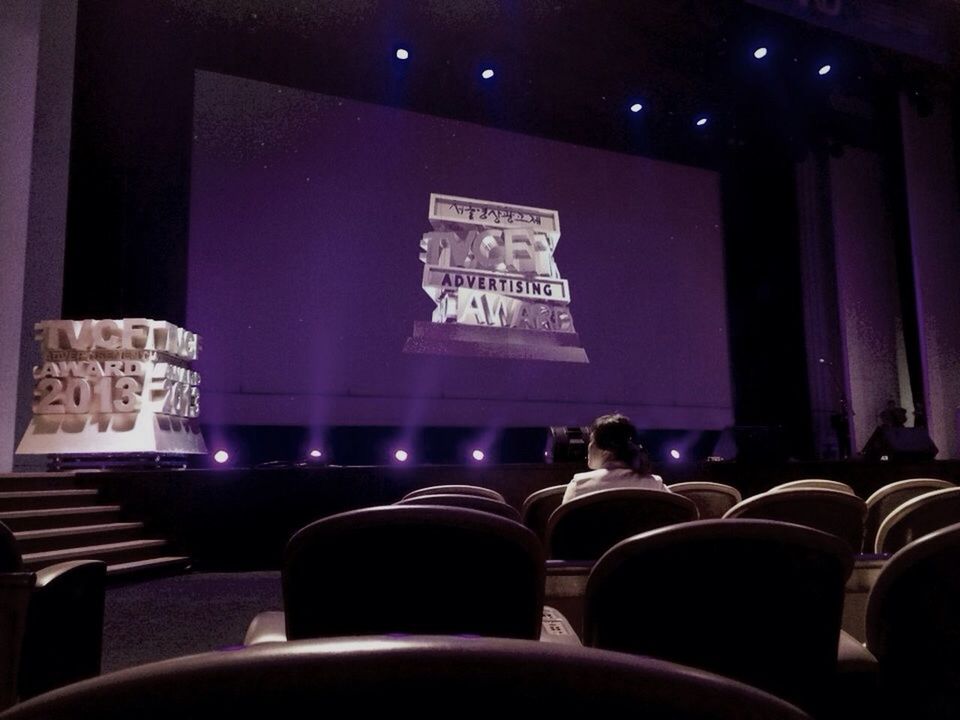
[630,102,643,113]
[394,449,409,463]
[753,47,768,59]
[309,449,322,459]
[471,449,485,462]
[670,449,681,460]
[396,48,409,60]
[481,68,495,80]
[213,450,229,464]
[818,64,831,76]
[696,117,708,127]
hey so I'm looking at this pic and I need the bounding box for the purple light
[481,68,495,80]
[471,449,485,462]
[630,102,643,113]
[818,64,831,76]
[213,450,229,464]
[396,48,409,60]
[394,449,409,463]
[696,117,708,127]
[670,449,681,460]
[753,47,768,60]
[309,449,322,459]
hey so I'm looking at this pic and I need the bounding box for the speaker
[862,425,938,462]
[546,426,590,463]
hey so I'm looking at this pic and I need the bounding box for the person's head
[587,414,651,473]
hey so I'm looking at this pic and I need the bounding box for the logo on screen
[404,194,588,363]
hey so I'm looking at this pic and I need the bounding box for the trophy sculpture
[404,193,588,363]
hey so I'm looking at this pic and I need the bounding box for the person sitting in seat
[562,414,670,503]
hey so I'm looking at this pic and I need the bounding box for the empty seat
[864,478,953,552]
[769,479,856,495]
[866,521,960,719]
[0,636,813,719]
[520,485,567,543]
[874,486,960,554]
[724,488,866,551]
[278,506,544,640]
[546,488,698,561]
[395,493,521,522]
[584,519,853,715]
[401,485,506,503]
[667,482,742,519]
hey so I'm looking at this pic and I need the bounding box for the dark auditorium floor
[102,572,282,673]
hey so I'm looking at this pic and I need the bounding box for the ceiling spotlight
[309,449,322,459]
[818,64,832,76]
[471,449,485,462]
[670,449,681,460]
[696,117,708,127]
[753,47,768,59]
[396,48,409,60]
[394,449,409,463]
[481,68,495,80]
[630,102,643,113]
[213,450,229,464]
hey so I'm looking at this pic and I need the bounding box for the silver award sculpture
[404,194,589,363]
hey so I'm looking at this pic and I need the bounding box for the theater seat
[395,493,521,522]
[252,506,544,643]
[667,482,742,519]
[866,480,955,553]
[874,487,960,554]
[0,636,814,719]
[547,488,698,561]
[0,573,34,712]
[866,520,960,719]
[583,519,853,716]
[0,522,106,702]
[769,479,856,495]
[401,485,506,503]
[520,485,567,543]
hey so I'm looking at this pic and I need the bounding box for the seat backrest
[584,519,852,715]
[864,478,954,552]
[0,636,813,719]
[724,488,866,551]
[401,485,506,503]
[547,489,698,561]
[874,486,960,554]
[667,482,742,519]
[769,479,856,495]
[0,572,36,712]
[0,522,23,573]
[520,485,567,543]
[395,494,521,522]
[282,506,543,640]
[866,521,960,718]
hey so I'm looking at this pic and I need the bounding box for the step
[0,473,80,491]
[0,506,123,532]
[22,539,168,570]
[14,522,146,553]
[0,489,99,511]
[106,556,192,579]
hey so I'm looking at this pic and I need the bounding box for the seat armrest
[837,629,878,674]
[245,611,287,646]
[540,606,582,646]
[34,560,106,590]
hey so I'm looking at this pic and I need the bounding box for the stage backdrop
[187,70,732,430]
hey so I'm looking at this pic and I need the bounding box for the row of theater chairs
[520,477,957,556]
[0,524,105,712]
[232,503,960,719]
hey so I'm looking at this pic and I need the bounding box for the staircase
[0,475,190,578]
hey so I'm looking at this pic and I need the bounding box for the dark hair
[590,414,651,474]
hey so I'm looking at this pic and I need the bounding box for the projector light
[481,68,495,80]
[630,103,643,113]
[394,449,409,463]
[818,64,831,76]
[309,449,322,459]
[754,47,768,59]
[696,117,708,127]
[670,449,681,460]
[213,450,229,464]
[396,48,409,60]
[472,449,485,462]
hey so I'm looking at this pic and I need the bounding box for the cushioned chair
[546,488,698,561]
[583,519,853,716]
[864,478,953,552]
[258,506,543,642]
[520,485,567,543]
[395,493,521,522]
[866,521,960,719]
[667,482,742,519]
[0,522,106,702]
[401,485,506,503]
[874,486,960,554]
[724,488,867,551]
[0,573,34,712]
[769,479,856,495]
[0,636,813,719]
